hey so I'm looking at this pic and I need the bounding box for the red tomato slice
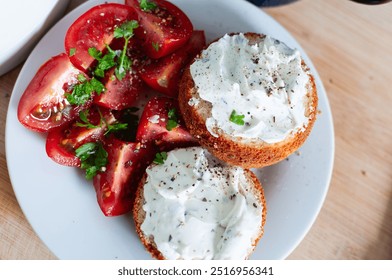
[46,106,116,166]
[46,124,81,167]
[93,137,156,216]
[65,3,137,72]
[125,0,193,59]
[136,96,197,150]
[138,30,206,97]
[93,67,145,110]
[17,53,88,132]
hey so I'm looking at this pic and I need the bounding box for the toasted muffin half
[133,147,266,260]
[178,33,318,168]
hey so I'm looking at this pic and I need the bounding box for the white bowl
[0,0,70,76]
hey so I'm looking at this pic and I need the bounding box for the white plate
[0,0,69,76]
[6,0,334,259]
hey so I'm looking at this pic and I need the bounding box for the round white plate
[6,0,334,259]
[0,0,70,76]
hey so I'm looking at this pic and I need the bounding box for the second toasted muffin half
[178,33,318,168]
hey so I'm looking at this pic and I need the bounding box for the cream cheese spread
[190,33,312,143]
[141,147,264,260]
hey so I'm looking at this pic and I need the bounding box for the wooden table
[1,0,392,260]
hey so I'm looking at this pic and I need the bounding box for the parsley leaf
[87,21,138,81]
[76,109,100,129]
[88,46,118,78]
[166,120,178,131]
[152,42,160,52]
[166,108,178,131]
[69,48,76,57]
[229,110,245,126]
[140,0,157,11]
[153,151,168,165]
[75,142,108,179]
[66,77,105,106]
[77,73,87,83]
[75,107,128,136]
[114,54,131,81]
[114,20,139,39]
[88,47,102,60]
[113,20,139,80]
[105,122,128,136]
[92,108,128,136]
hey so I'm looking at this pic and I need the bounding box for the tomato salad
[17,0,205,217]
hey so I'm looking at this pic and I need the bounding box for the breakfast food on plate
[133,146,266,260]
[179,32,318,168]
[16,0,319,260]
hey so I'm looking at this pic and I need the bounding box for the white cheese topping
[190,33,311,143]
[141,147,263,260]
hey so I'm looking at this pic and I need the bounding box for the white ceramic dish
[0,0,70,76]
[6,0,334,259]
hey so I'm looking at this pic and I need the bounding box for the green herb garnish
[152,42,160,52]
[229,110,245,126]
[105,122,128,136]
[88,47,118,78]
[140,0,157,11]
[65,77,105,106]
[76,109,100,129]
[113,20,139,80]
[77,73,87,83]
[166,108,178,131]
[87,20,138,81]
[153,151,168,165]
[76,108,128,136]
[75,142,108,179]
[92,108,128,136]
[69,48,76,57]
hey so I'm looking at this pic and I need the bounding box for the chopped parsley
[113,20,139,80]
[77,73,87,83]
[65,76,105,106]
[76,108,128,136]
[152,42,160,52]
[139,0,157,11]
[166,108,178,131]
[229,110,245,126]
[88,47,118,78]
[153,151,168,165]
[69,48,76,57]
[76,109,100,129]
[114,20,139,39]
[105,122,128,136]
[88,47,102,60]
[75,142,108,179]
[86,20,138,81]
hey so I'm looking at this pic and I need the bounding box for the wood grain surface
[1,0,392,259]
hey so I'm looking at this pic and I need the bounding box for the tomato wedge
[125,0,193,59]
[65,3,138,72]
[46,106,116,166]
[93,67,144,110]
[136,96,197,150]
[17,53,88,132]
[139,30,206,96]
[93,137,156,216]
